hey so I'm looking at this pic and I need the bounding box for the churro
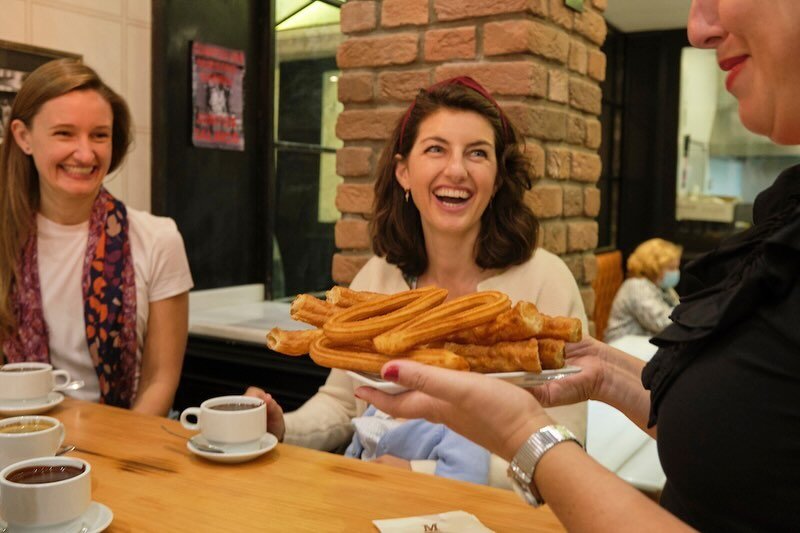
[325,286,384,307]
[374,291,510,355]
[443,338,542,373]
[309,336,468,373]
[446,301,544,345]
[290,294,338,327]
[266,328,323,356]
[538,316,582,343]
[537,338,566,369]
[323,286,447,345]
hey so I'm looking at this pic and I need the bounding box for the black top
[643,165,800,531]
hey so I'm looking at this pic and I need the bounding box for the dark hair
[0,59,132,340]
[371,78,539,277]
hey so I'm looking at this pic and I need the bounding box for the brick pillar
[333,0,607,330]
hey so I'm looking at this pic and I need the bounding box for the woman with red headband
[248,77,588,486]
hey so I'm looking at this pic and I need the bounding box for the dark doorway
[151,0,273,291]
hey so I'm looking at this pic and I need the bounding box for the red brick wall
[333,0,607,325]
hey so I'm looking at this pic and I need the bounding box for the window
[272,0,344,298]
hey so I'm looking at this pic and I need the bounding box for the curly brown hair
[371,78,539,277]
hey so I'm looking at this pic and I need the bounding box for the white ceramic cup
[0,456,91,528]
[0,416,66,470]
[180,395,266,450]
[0,362,73,402]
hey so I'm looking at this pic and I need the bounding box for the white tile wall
[125,23,150,130]
[0,0,27,42]
[0,0,152,211]
[37,0,123,17]
[124,131,151,211]
[32,5,124,90]
[126,0,150,24]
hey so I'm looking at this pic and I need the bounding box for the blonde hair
[0,59,132,342]
[626,238,682,283]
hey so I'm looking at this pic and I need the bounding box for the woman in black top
[356,1,800,530]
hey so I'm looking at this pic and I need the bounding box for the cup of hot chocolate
[0,457,91,528]
[180,395,266,450]
[0,416,65,470]
[0,362,75,402]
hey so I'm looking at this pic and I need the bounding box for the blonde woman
[604,238,682,342]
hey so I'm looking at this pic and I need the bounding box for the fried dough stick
[290,294,339,327]
[446,301,544,345]
[374,291,511,355]
[325,286,384,307]
[538,338,566,369]
[537,316,582,343]
[323,286,447,344]
[266,328,324,356]
[443,338,542,373]
[309,336,468,374]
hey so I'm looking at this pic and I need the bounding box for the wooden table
[38,398,565,531]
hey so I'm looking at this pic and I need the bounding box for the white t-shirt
[36,208,194,402]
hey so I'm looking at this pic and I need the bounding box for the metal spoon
[160,425,225,453]
[56,444,76,456]
[60,380,85,391]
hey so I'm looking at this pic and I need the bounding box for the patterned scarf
[3,188,138,408]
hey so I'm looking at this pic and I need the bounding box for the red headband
[398,76,510,147]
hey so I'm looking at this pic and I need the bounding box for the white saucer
[187,433,278,463]
[0,501,112,532]
[348,366,582,395]
[0,392,64,416]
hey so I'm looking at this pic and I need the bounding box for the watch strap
[507,424,580,506]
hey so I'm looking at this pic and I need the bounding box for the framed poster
[191,41,246,151]
[0,40,81,144]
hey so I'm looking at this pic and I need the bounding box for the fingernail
[382,365,399,382]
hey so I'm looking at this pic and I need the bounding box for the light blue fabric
[345,405,490,484]
[659,270,680,289]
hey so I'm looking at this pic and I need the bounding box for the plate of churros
[266,285,585,381]
[347,366,582,395]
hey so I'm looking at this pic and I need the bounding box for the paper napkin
[373,510,494,532]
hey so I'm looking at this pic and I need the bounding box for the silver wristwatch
[507,424,580,507]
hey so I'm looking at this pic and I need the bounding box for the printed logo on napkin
[373,510,494,533]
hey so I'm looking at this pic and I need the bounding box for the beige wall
[0,0,153,211]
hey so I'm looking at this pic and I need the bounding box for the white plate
[0,392,64,416]
[187,432,278,463]
[0,501,112,532]
[347,366,582,395]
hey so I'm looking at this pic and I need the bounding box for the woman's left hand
[355,360,551,461]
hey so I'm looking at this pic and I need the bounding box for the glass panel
[272,8,342,297]
[277,2,341,31]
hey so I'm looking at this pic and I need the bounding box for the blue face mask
[660,269,680,289]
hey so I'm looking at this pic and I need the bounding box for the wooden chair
[592,250,624,341]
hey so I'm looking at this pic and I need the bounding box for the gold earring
[405,189,410,202]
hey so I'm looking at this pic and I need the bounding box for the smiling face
[395,108,498,243]
[12,89,113,212]
[687,0,800,143]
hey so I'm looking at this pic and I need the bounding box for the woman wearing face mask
[0,60,193,416]
[357,0,800,530]
[603,239,682,343]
